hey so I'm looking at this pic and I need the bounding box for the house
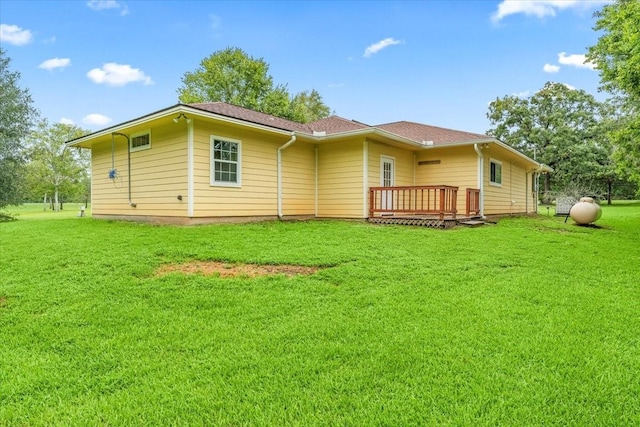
[66,102,550,226]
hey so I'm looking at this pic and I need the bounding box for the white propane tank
[569,197,601,225]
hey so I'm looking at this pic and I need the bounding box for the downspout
[112,132,136,207]
[277,132,296,219]
[525,171,529,213]
[315,145,318,217]
[473,143,484,218]
[187,119,194,217]
[363,140,368,218]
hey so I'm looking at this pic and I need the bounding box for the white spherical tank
[569,197,601,225]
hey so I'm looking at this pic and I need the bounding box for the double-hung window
[210,136,241,187]
[490,159,502,186]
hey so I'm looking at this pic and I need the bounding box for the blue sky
[1,0,609,134]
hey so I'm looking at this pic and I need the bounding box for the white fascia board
[66,104,184,147]
[424,137,548,170]
[66,104,295,147]
[490,139,552,171]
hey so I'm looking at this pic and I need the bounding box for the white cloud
[83,113,112,126]
[87,63,153,86]
[60,117,75,125]
[363,38,402,58]
[86,0,129,16]
[0,24,33,45]
[562,83,577,90]
[491,0,608,23]
[558,52,595,70]
[513,90,531,98]
[39,58,71,71]
[543,63,560,73]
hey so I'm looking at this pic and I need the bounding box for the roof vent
[423,140,434,146]
[313,131,327,137]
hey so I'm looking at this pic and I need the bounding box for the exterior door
[380,156,395,211]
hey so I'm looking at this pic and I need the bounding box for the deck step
[458,220,485,227]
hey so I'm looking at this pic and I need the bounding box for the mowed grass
[1,203,639,425]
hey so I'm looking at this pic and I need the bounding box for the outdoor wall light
[173,113,191,123]
[177,195,183,201]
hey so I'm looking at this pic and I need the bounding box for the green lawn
[1,203,639,425]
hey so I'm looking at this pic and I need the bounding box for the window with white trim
[130,130,151,152]
[210,136,241,187]
[490,159,502,186]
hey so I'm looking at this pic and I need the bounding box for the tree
[487,82,616,198]
[25,121,90,212]
[178,47,331,123]
[587,0,640,190]
[289,89,332,123]
[0,48,39,218]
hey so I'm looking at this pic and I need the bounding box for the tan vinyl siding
[91,124,187,216]
[192,121,299,217]
[415,145,477,211]
[367,140,415,187]
[484,155,531,215]
[317,139,364,218]
[281,143,315,215]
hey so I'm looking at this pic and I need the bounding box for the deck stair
[457,219,485,227]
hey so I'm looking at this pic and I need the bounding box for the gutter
[473,143,485,218]
[277,132,297,219]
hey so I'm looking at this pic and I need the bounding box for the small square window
[131,130,151,152]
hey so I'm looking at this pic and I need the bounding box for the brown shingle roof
[187,102,490,145]
[189,102,313,134]
[376,121,489,145]
[308,116,370,135]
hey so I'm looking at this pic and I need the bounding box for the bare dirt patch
[155,261,320,278]
[0,295,7,308]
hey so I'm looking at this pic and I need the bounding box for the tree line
[1,0,639,218]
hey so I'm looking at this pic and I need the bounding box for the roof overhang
[414,137,551,172]
[65,103,552,174]
[65,103,296,148]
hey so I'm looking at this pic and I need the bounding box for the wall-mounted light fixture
[173,113,192,124]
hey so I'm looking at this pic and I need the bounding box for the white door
[380,156,395,211]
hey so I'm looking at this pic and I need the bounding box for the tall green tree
[289,89,332,124]
[25,121,90,212]
[0,48,39,218]
[178,47,331,123]
[487,82,616,197]
[587,0,640,190]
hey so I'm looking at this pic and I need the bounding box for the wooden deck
[368,186,481,228]
[368,214,482,229]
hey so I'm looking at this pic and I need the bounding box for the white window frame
[490,158,502,186]
[130,129,151,152]
[210,136,242,187]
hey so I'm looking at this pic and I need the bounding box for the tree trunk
[54,187,59,212]
[43,193,47,211]
[607,180,612,205]
[544,173,551,200]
